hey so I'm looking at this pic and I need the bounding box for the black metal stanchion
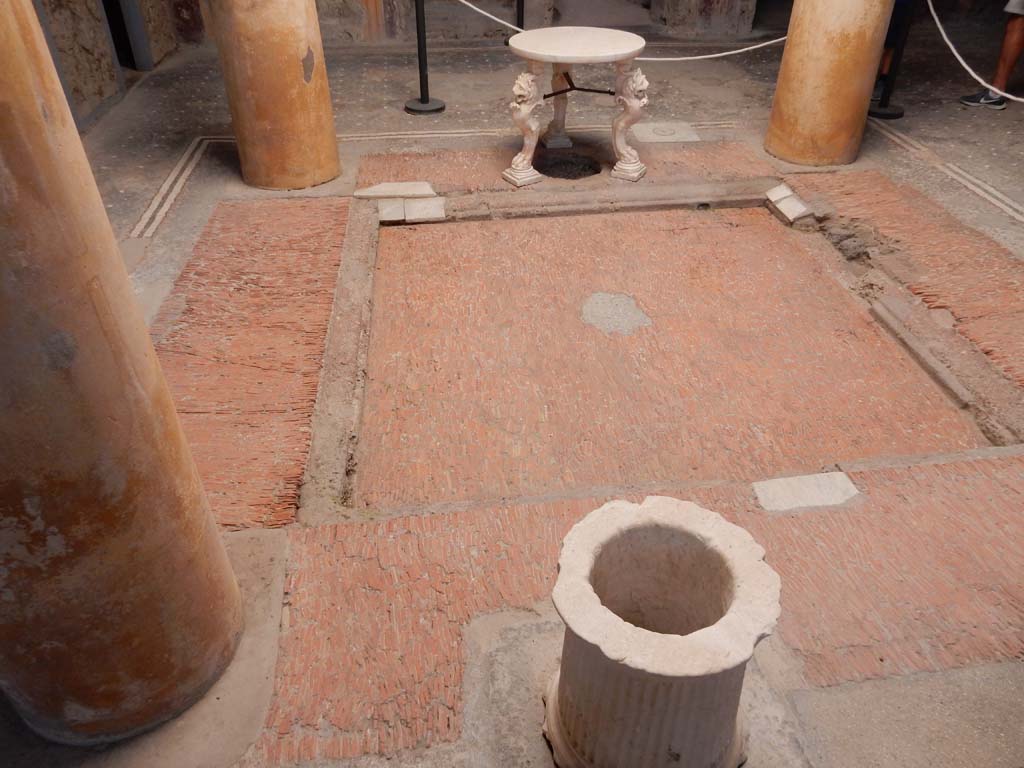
[405,0,445,114]
[505,0,525,45]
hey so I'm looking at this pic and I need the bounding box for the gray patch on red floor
[581,291,652,335]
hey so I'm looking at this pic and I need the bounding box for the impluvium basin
[543,496,781,768]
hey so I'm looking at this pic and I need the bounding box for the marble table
[503,26,649,186]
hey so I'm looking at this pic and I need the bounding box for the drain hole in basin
[534,153,602,180]
[590,524,734,636]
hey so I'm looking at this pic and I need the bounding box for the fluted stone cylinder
[544,497,781,768]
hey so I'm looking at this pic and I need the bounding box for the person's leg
[873,48,894,102]
[993,13,1024,90]
[961,6,1023,108]
[879,47,895,76]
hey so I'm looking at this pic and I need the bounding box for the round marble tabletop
[508,26,646,64]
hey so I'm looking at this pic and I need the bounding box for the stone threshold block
[377,198,405,224]
[753,471,861,514]
[375,196,447,226]
[404,197,446,224]
[355,181,436,199]
[766,183,815,227]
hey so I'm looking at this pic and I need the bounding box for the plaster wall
[170,0,204,41]
[652,0,756,35]
[317,0,387,41]
[140,0,178,63]
[316,0,555,42]
[35,0,178,126]
[36,0,121,122]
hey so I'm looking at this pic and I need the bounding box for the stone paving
[39,27,1024,768]
[792,171,1024,389]
[355,141,778,193]
[113,141,1024,768]
[356,207,983,511]
[152,198,348,528]
[240,453,1024,765]
[84,126,1017,767]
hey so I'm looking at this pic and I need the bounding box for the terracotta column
[765,0,895,166]
[0,0,243,746]
[201,0,340,189]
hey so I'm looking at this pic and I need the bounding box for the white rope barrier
[453,0,786,60]
[457,0,1023,101]
[454,0,524,33]
[636,36,787,61]
[926,0,1024,102]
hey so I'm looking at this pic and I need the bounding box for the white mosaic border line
[128,122,738,240]
[133,117,1024,241]
[868,117,1024,225]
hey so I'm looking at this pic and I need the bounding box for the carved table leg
[610,59,649,181]
[542,64,573,149]
[503,60,546,187]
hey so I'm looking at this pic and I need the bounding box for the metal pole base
[869,103,905,120]
[405,97,446,115]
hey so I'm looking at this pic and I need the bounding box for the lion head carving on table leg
[509,71,544,171]
[613,65,649,166]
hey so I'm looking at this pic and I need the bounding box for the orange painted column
[0,0,243,746]
[765,0,895,166]
[202,0,340,189]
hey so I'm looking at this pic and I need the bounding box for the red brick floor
[791,171,1024,389]
[354,207,984,511]
[241,453,1024,765]
[645,141,777,182]
[753,455,1024,686]
[240,497,601,766]
[355,141,775,193]
[151,198,347,528]
[171,167,1024,766]
[357,148,510,193]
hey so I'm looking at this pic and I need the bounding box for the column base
[543,668,748,768]
[868,103,905,120]
[8,625,241,746]
[502,166,545,187]
[541,132,573,149]
[610,160,647,182]
[404,97,446,115]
